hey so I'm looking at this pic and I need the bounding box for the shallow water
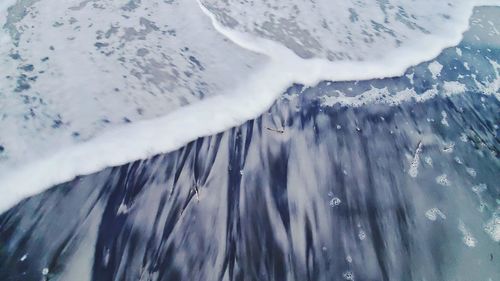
[0,2,499,281]
[1,78,499,281]
[1,1,498,205]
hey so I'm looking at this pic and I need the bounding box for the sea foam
[0,0,498,212]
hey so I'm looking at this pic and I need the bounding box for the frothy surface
[202,0,475,60]
[0,0,266,168]
[0,0,499,212]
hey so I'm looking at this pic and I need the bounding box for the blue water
[0,6,499,281]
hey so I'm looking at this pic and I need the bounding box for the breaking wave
[0,0,499,212]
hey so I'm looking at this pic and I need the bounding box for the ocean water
[2,59,499,280]
[0,0,499,211]
[0,0,499,280]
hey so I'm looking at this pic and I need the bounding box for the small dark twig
[266,127,285,134]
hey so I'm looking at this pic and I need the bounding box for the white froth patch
[436,174,450,186]
[428,61,443,79]
[459,221,477,247]
[462,234,478,247]
[408,142,423,178]
[117,202,130,215]
[443,81,467,94]
[425,208,447,221]
[442,142,455,153]
[321,87,443,108]
[42,268,49,275]
[471,183,487,193]
[424,156,433,166]
[484,215,500,242]
[460,133,469,142]
[476,59,500,98]
[358,230,366,241]
[441,111,449,127]
[466,167,477,177]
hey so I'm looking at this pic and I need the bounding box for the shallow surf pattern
[201,0,485,60]
[0,1,499,211]
[0,9,499,279]
[0,0,266,170]
[1,84,498,281]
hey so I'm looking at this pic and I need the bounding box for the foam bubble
[425,208,447,221]
[436,174,451,186]
[329,197,342,207]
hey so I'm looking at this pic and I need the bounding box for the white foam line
[0,64,289,211]
[199,0,491,82]
[0,0,498,213]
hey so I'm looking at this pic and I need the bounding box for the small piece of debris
[266,127,284,134]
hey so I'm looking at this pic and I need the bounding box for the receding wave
[0,0,499,212]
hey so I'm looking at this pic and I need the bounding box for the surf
[0,0,498,213]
